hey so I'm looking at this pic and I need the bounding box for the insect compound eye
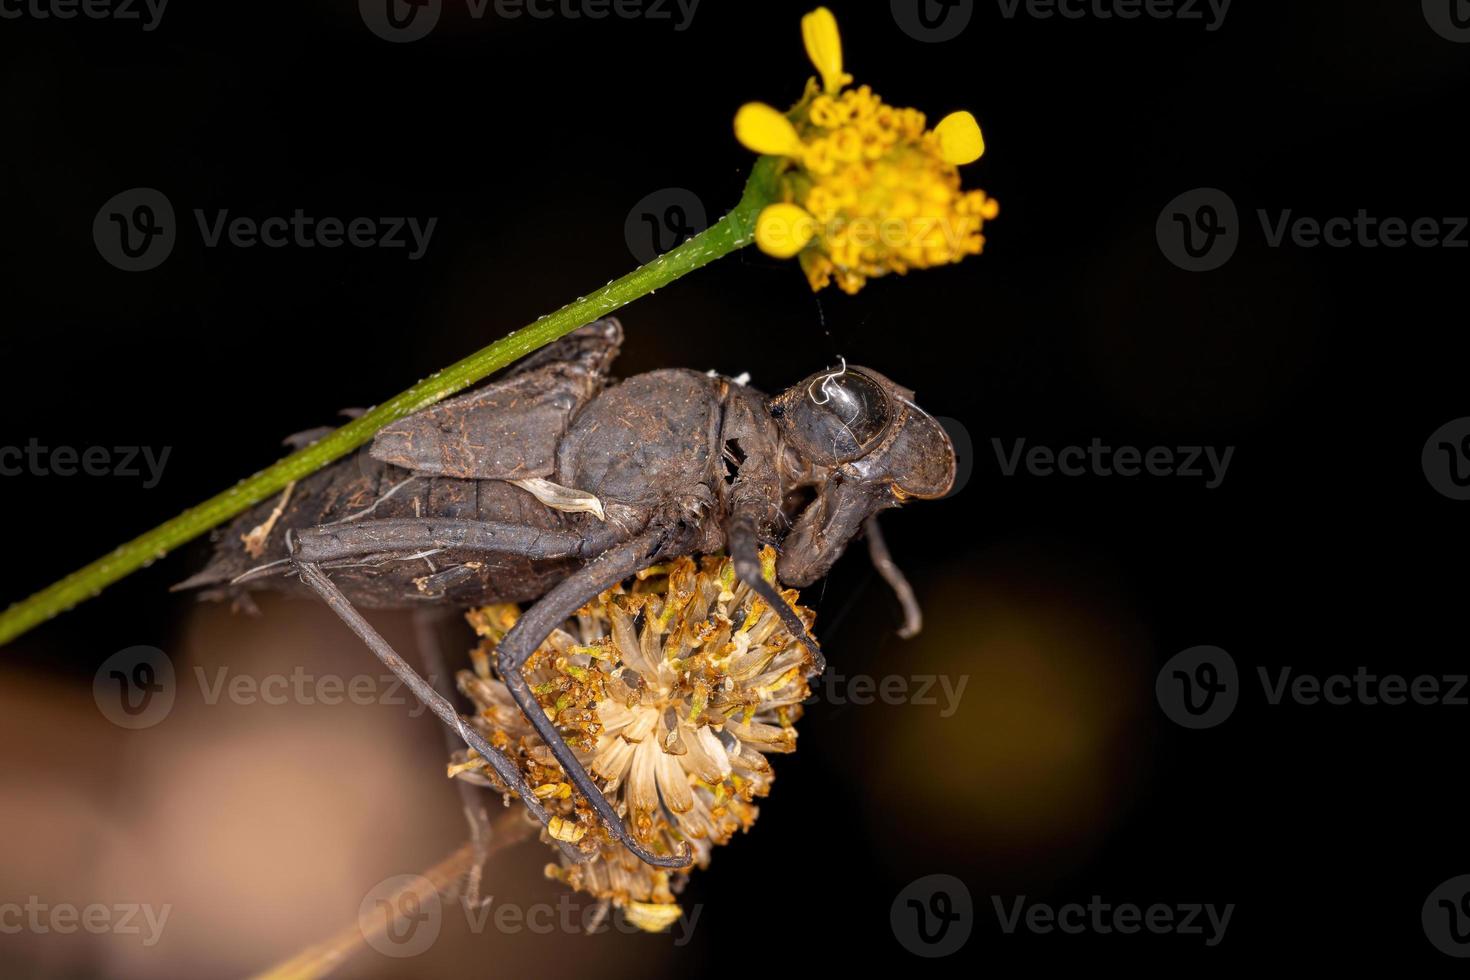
[789,365,892,462]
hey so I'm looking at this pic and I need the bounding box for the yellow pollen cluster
[735,8,998,294]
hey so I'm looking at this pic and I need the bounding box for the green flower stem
[0,158,782,648]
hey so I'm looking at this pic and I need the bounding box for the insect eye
[791,368,891,462]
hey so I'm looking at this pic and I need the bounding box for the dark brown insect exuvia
[178,319,956,868]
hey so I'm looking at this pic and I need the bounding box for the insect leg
[293,560,590,864]
[295,518,623,566]
[494,529,695,870]
[413,606,500,905]
[726,512,826,676]
[863,514,923,639]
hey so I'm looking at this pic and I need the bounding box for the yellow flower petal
[934,111,985,165]
[734,102,804,156]
[802,7,852,95]
[755,204,817,258]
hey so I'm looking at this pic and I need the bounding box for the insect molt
[179,318,957,869]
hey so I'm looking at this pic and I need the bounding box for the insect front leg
[292,559,590,864]
[725,512,826,676]
[493,529,695,870]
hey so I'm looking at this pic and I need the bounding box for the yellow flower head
[734,7,998,294]
[452,552,815,930]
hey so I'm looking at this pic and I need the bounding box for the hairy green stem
[0,158,781,647]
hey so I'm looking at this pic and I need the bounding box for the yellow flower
[734,8,998,294]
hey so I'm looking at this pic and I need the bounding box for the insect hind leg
[292,558,591,864]
[493,529,694,870]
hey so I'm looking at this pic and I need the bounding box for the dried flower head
[735,7,998,294]
[450,549,815,931]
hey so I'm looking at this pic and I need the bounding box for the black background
[3,0,1469,974]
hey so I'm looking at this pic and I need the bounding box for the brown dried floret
[450,549,815,928]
